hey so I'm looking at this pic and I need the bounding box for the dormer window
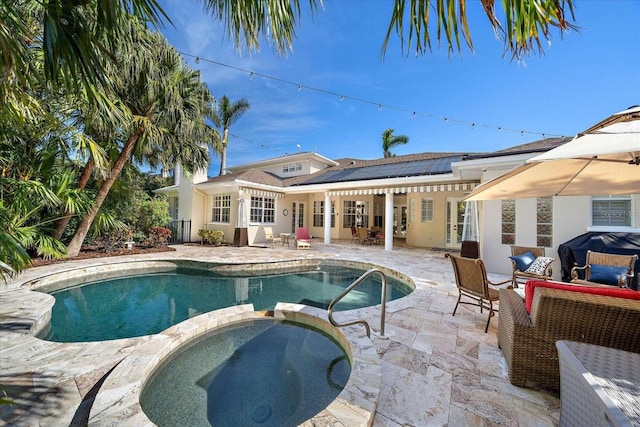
[282,162,302,173]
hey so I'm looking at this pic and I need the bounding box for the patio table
[556,340,640,427]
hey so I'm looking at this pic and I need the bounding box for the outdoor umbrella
[465,106,640,201]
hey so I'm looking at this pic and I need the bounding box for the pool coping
[88,303,382,426]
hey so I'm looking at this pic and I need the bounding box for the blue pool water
[140,319,350,426]
[41,265,411,342]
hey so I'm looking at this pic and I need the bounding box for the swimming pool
[140,318,351,426]
[35,260,412,342]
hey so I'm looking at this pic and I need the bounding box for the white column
[324,192,331,244]
[385,192,394,252]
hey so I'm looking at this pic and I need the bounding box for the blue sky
[156,0,640,173]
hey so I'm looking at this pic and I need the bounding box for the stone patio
[0,241,560,426]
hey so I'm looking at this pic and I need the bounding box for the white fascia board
[153,184,179,194]
[227,152,338,172]
[452,153,535,180]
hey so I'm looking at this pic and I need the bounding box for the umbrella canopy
[465,107,640,201]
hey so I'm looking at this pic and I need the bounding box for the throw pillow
[509,252,536,271]
[524,256,554,275]
[589,264,629,286]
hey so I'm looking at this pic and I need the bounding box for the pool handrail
[327,268,387,338]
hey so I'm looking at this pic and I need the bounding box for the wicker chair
[510,245,553,288]
[498,286,640,390]
[445,253,512,333]
[571,250,638,288]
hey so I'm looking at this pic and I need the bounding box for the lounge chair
[263,226,282,247]
[295,227,312,249]
[509,245,554,288]
[445,253,512,333]
[571,250,638,288]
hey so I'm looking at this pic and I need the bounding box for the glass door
[291,202,305,233]
[446,198,465,249]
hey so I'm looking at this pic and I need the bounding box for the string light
[180,51,565,139]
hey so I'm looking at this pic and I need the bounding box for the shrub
[198,229,224,246]
[148,226,172,247]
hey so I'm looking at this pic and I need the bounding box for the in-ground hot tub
[141,318,350,426]
[88,304,381,426]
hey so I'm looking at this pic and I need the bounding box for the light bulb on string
[412,112,416,119]
[195,57,200,64]
[340,95,344,101]
[249,72,254,80]
[470,123,475,129]
[297,84,302,91]
[378,104,382,110]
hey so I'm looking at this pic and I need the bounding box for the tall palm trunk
[52,157,94,240]
[66,128,143,257]
[218,127,229,176]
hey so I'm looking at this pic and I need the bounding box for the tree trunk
[219,127,229,176]
[66,129,143,257]
[52,157,94,240]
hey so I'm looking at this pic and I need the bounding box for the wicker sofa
[498,281,640,390]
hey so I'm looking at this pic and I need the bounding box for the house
[155,138,640,279]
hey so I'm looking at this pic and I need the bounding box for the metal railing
[327,268,387,338]
[168,220,191,244]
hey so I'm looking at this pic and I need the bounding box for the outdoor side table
[279,232,292,246]
[556,340,640,427]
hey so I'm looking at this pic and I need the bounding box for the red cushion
[524,280,640,313]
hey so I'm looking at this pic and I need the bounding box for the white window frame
[250,196,275,224]
[589,194,636,231]
[282,162,302,173]
[421,198,434,222]
[211,194,231,223]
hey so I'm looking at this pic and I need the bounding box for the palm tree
[2,1,577,98]
[65,22,216,257]
[210,96,250,176]
[382,129,409,158]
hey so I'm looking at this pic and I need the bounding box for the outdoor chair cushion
[509,251,536,271]
[524,256,555,275]
[524,280,640,313]
[589,264,630,286]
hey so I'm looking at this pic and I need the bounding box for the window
[313,201,335,227]
[282,162,302,173]
[536,197,552,247]
[169,196,179,220]
[211,194,231,223]
[250,196,275,223]
[592,195,632,227]
[343,201,369,228]
[313,201,323,227]
[501,200,516,245]
[421,198,434,222]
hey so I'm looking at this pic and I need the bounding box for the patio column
[385,192,393,252]
[324,192,331,244]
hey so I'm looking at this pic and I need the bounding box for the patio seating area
[0,241,563,426]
